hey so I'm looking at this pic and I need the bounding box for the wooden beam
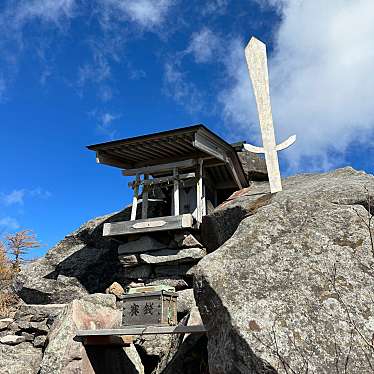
[95,151,132,169]
[103,214,194,236]
[193,132,228,163]
[130,174,140,221]
[123,159,196,176]
[128,173,195,188]
[141,174,149,219]
[196,159,205,223]
[227,158,243,189]
[77,325,207,337]
[173,168,179,216]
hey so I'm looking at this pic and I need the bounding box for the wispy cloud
[10,0,76,27]
[163,60,204,113]
[217,38,259,142]
[201,0,229,16]
[2,190,26,206]
[0,0,175,105]
[0,217,20,230]
[99,0,175,30]
[29,187,52,200]
[1,188,51,206]
[217,0,374,171]
[186,27,221,63]
[0,0,78,99]
[90,110,122,139]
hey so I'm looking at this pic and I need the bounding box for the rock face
[0,342,43,374]
[9,163,374,373]
[39,293,137,374]
[201,183,271,252]
[0,304,65,374]
[236,150,268,181]
[194,167,374,373]
[140,248,206,265]
[14,211,132,304]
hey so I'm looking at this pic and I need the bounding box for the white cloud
[0,217,20,230]
[100,0,174,29]
[187,28,220,63]
[1,188,51,206]
[90,111,121,139]
[219,0,374,171]
[12,0,76,27]
[163,28,222,112]
[218,38,259,143]
[0,0,77,37]
[201,0,229,16]
[29,187,52,199]
[0,0,77,100]
[163,60,203,113]
[2,190,26,206]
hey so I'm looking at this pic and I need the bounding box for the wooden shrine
[87,124,248,236]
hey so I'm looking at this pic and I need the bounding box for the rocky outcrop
[0,304,65,374]
[14,214,123,304]
[9,164,374,373]
[0,342,43,374]
[201,182,271,252]
[39,293,144,374]
[194,167,374,373]
[236,150,268,181]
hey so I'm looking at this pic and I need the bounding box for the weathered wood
[88,125,249,190]
[123,159,196,176]
[130,174,140,221]
[103,214,194,236]
[141,174,149,219]
[96,151,132,169]
[128,173,195,188]
[76,325,207,337]
[193,132,228,163]
[122,291,177,326]
[196,159,205,223]
[227,157,243,189]
[244,37,296,193]
[173,167,180,216]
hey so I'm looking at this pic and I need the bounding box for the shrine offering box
[122,291,178,326]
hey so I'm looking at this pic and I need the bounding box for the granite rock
[140,247,206,265]
[0,335,25,345]
[0,342,43,374]
[14,212,128,304]
[195,167,374,373]
[106,282,125,298]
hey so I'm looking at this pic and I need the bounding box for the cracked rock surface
[195,167,374,373]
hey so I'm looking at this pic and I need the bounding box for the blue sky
[1,0,373,257]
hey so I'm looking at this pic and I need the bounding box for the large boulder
[40,293,144,374]
[14,212,128,304]
[194,167,374,373]
[139,248,206,265]
[0,342,43,374]
[201,182,271,252]
[236,150,268,181]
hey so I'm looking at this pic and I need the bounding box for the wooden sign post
[244,36,296,193]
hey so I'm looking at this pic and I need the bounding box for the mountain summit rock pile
[1,167,373,373]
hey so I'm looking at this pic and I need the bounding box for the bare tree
[0,241,12,281]
[6,230,40,272]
